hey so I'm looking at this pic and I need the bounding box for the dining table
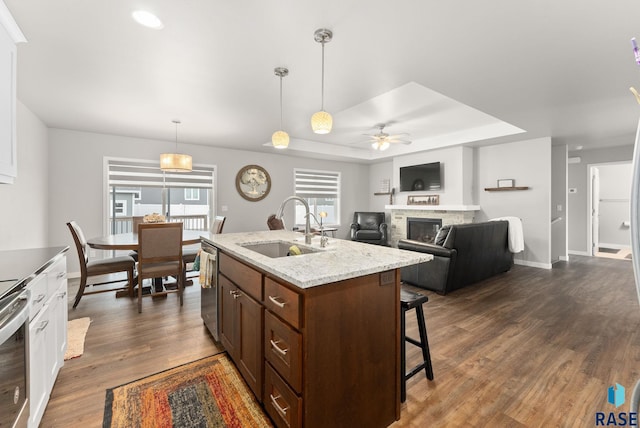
[86,229,210,296]
[86,229,208,251]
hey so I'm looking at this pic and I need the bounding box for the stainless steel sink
[240,241,321,258]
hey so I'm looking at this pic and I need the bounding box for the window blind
[294,169,340,198]
[107,159,215,189]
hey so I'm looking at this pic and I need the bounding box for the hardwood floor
[43,256,640,427]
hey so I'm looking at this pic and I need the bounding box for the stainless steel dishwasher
[200,242,219,341]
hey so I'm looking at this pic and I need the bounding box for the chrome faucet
[307,212,329,247]
[275,196,313,245]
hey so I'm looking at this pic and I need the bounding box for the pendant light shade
[272,67,290,149]
[272,130,290,148]
[311,28,333,134]
[160,120,192,172]
[311,110,333,134]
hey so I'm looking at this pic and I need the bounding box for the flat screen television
[399,162,442,191]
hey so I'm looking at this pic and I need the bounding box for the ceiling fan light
[311,110,333,134]
[272,130,290,149]
[160,153,192,172]
[379,141,390,151]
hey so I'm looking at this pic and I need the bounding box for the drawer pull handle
[36,320,49,332]
[270,339,288,356]
[34,294,46,304]
[57,272,66,279]
[57,291,67,299]
[270,393,289,418]
[229,290,241,299]
[268,295,286,308]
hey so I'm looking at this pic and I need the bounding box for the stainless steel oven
[0,288,29,428]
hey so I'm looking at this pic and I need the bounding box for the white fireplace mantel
[385,204,480,211]
[385,204,480,247]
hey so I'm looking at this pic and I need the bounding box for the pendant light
[160,120,192,172]
[272,67,290,149]
[311,28,333,134]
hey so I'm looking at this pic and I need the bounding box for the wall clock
[235,164,271,202]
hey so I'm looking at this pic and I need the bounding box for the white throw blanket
[490,216,524,253]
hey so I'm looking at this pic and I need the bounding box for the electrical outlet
[557,204,563,212]
[221,205,228,212]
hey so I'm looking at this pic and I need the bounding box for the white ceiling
[5,0,640,163]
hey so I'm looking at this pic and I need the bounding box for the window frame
[184,188,200,201]
[103,157,216,235]
[293,168,341,228]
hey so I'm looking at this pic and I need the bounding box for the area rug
[103,353,272,428]
[64,317,91,360]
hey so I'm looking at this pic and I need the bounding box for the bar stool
[400,286,434,402]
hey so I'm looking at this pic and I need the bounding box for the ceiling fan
[362,123,412,151]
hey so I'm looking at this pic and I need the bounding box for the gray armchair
[350,212,388,246]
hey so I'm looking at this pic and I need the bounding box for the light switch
[557,204,562,212]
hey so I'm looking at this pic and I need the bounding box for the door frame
[587,161,631,256]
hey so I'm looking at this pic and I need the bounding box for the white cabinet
[0,2,26,184]
[28,255,68,428]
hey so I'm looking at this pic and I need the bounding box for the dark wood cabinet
[218,250,400,428]
[218,255,264,401]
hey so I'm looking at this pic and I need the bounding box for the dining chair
[128,216,145,262]
[136,222,184,313]
[67,221,136,308]
[182,216,226,282]
[267,214,285,230]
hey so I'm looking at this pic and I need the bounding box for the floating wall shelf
[484,186,530,191]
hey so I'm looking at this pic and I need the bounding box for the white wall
[597,162,632,248]
[0,101,49,250]
[568,146,634,254]
[47,129,369,273]
[368,160,393,224]
[392,146,473,206]
[475,137,552,268]
[367,138,552,267]
[551,145,568,262]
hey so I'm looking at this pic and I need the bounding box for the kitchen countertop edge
[200,230,432,289]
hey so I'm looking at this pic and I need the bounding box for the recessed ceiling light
[132,10,164,29]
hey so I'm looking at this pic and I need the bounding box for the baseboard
[569,250,590,256]
[514,259,552,269]
[597,243,630,250]
[559,256,569,261]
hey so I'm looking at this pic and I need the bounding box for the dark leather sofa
[398,221,513,294]
[350,212,388,245]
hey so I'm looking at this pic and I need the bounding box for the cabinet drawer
[46,256,67,297]
[218,252,262,301]
[29,274,48,320]
[265,310,302,392]
[264,363,302,428]
[264,278,301,329]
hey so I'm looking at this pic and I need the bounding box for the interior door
[592,167,600,255]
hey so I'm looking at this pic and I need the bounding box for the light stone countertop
[200,230,432,289]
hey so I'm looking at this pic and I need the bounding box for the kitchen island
[201,230,431,428]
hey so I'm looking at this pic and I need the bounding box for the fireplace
[407,217,442,243]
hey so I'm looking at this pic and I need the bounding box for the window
[110,200,127,216]
[184,188,200,201]
[106,158,215,233]
[294,169,340,227]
